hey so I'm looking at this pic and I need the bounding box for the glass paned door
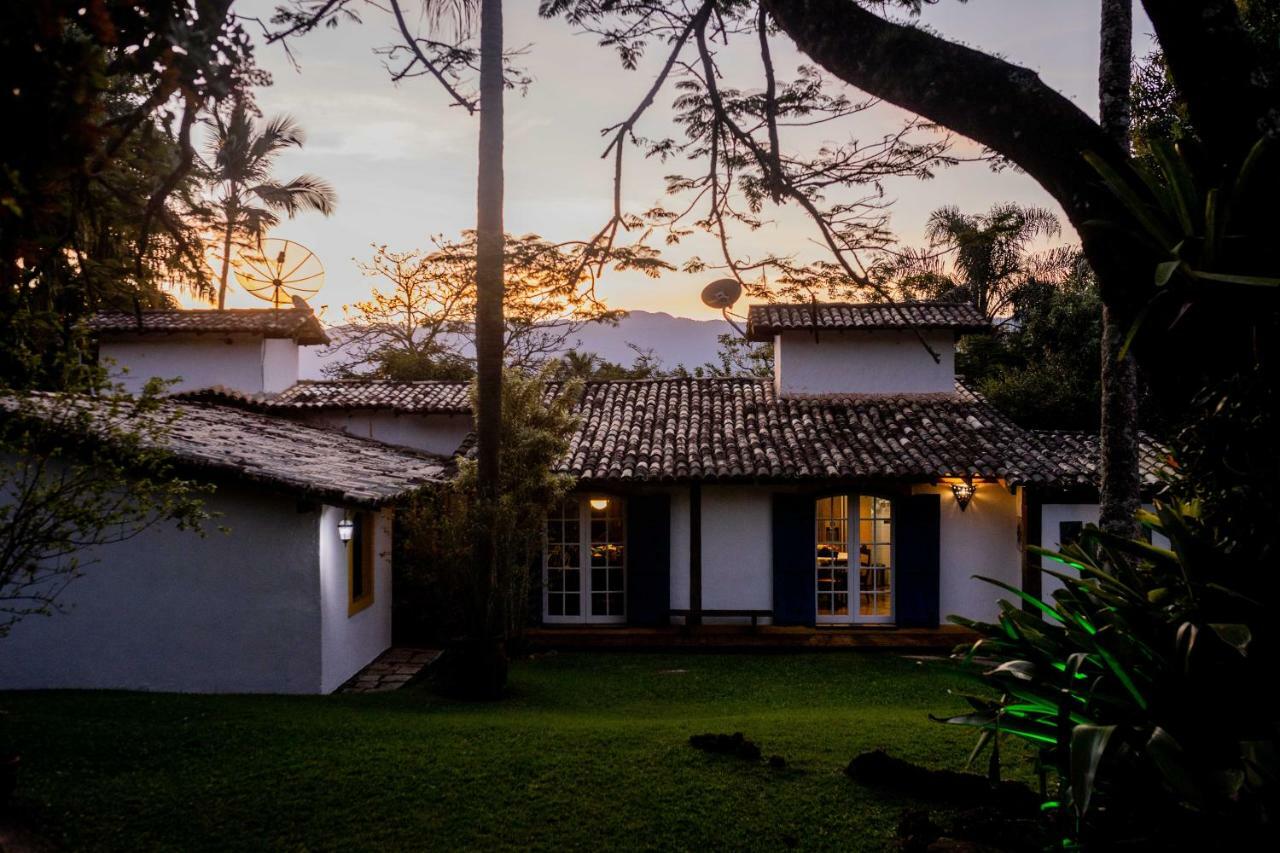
[857,496,893,621]
[545,499,581,617]
[544,496,626,623]
[815,494,894,624]
[816,495,850,620]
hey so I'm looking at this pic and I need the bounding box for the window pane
[565,595,580,616]
[832,567,849,592]
[834,593,849,615]
[564,519,580,543]
[548,595,564,616]
[565,545,580,569]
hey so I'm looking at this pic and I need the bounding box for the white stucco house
[1,301,1166,694]
[178,302,1166,635]
[1,308,451,694]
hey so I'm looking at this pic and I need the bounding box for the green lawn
[0,652,1029,851]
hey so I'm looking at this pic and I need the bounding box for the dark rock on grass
[768,754,787,770]
[845,750,1039,814]
[689,732,763,761]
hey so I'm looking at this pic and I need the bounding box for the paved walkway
[339,647,441,693]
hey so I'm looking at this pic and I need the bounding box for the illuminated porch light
[337,516,355,542]
[589,498,611,511]
[951,482,976,512]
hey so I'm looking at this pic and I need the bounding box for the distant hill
[299,310,734,379]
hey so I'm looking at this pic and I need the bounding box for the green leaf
[1083,150,1179,248]
[1154,259,1182,286]
[1070,724,1116,817]
[1208,623,1252,656]
[1185,268,1280,287]
[1149,137,1198,234]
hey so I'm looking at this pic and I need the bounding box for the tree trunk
[1097,0,1142,538]
[217,201,236,310]
[473,0,505,639]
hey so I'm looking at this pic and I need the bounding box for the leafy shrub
[393,367,579,661]
[942,502,1276,847]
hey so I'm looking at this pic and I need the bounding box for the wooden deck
[524,624,976,651]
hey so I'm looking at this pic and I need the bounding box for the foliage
[204,100,337,308]
[549,344,669,381]
[883,204,1062,321]
[328,232,666,378]
[0,375,210,638]
[395,367,579,650]
[956,253,1104,431]
[683,333,774,379]
[0,653,996,852]
[941,503,1276,847]
[539,1,957,307]
[0,1,263,389]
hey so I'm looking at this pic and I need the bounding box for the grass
[0,652,1031,851]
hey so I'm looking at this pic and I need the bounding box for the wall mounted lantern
[337,515,355,542]
[589,497,611,511]
[951,482,976,512]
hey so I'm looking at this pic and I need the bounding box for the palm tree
[206,101,337,308]
[921,203,1061,320]
[472,0,506,651]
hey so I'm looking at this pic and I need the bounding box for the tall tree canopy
[205,101,337,309]
[0,1,263,388]
[329,231,664,379]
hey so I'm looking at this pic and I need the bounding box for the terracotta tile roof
[180,380,472,414]
[746,301,990,341]
[85,308,329,346]
[2,394,451,508]
[560,377,1060,486]
[1032,430,1173,490]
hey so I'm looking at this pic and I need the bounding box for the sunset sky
[225,1,1155,321]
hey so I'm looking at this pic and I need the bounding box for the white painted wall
[1038,502,1170,601]
[698,486,773,623]
[300,411,472,456]
[318,505,393,694]
[101,336,267,395]
[0,483,326,693]
[775,330,957,396]
[100,335,308,396]
[914,482,1023,624]
[262,337,301,393]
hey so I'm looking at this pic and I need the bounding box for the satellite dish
[233,238,324,308]
[701,278,742,310]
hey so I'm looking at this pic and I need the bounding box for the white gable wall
[774,329,957,396]
[100,335,304,396]
[102,336,267,395]
[262,337,301,392]
[0,482,325,693]
[299,410,472,456]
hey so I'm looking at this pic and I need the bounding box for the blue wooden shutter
[772,492,816,626]
[895,493,941,627]
[626,494,671,626]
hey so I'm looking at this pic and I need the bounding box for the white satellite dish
[700,278,742,310]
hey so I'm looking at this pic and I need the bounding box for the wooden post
[689,482,702,627]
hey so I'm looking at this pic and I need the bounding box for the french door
[543,495,626,624]
[815,494,894,624]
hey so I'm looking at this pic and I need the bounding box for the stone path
[339,647,441,693]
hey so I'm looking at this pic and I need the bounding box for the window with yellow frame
[347,512,376,616]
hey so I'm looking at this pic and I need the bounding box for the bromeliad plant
[941,501,1276,847]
